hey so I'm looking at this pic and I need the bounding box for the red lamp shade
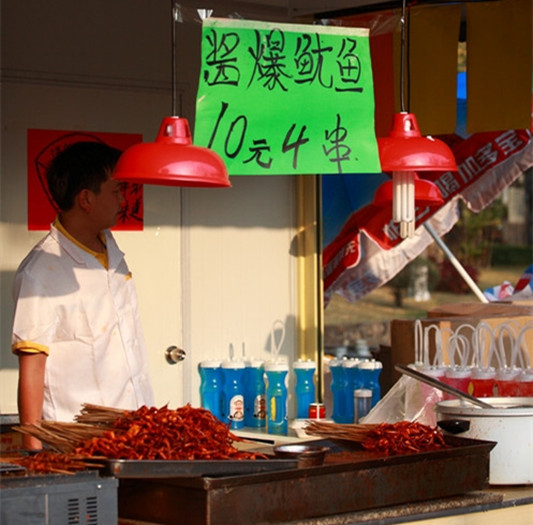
[114,117,231,188]
[376,112,455,238]
[377,112,458,173]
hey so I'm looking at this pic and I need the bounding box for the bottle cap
[293,359,316,370]
[357,360,383,370]
[471,367,496,380]
[342,358,361,369]
[329,357,346,367]
[495,367,520,381]
[264,361,289,372]
[518,369,533,382]
[200,360,222,368]
[445,366,471,379]
[221,360,246,369]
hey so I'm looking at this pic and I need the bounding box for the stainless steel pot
[436,397,533,485]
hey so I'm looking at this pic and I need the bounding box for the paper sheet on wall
[194,18,381,175]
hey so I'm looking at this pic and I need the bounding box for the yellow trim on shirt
[12,341,49,356]
[54,217,109,269]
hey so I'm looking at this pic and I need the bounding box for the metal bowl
[273,444,328,467]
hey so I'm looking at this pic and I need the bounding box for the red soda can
[308,403,326,419]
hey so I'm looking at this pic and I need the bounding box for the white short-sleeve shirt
[12,223,154,421]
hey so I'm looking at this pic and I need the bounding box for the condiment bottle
[518,369,533,396]
[264,361,289,435]
[357,359,382,407]
[470,367,496,398]
[495,367,521,397]
[329,358,349,423]
[442,366,472,399]
[342,358,362,423]
[244,358,266,428]
[198,360,223,420]
[221,360,246,429]
[293,359,316,419]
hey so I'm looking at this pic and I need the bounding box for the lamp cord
[171,0,178,116]
[399,0,411,113]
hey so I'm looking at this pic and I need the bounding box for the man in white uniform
[12,141,154,449]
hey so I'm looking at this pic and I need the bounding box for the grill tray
[103,457,298,478]
[117,435,495,525]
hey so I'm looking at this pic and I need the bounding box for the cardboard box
[428,301,533,319]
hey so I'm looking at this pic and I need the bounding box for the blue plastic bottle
[343,359,363,423]
[220,360,246,429]
[198,360,223,420]
[358,359,383,407]
[293,359,316,419]
[264,361,289,435]
[329,358,349,423]
[244,359,266,428]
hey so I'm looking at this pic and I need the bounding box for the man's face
[89,175,125,230]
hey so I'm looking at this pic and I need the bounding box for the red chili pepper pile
[74,404,267,460]
[361,421,448,456]
[10,450,99,474]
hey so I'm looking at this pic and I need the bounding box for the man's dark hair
[46,141,122,211]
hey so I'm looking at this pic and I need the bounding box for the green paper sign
[194,18,381,175]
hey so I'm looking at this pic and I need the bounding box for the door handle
[165,345,186,364]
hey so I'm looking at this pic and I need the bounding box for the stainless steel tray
[117,436,496,525]
[103,458,298,478]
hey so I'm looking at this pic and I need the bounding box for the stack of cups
[244,359,266,428]
[264,361,289,435]
[198,360,223,420]
[221,360,246,429]
[293,359,316,419]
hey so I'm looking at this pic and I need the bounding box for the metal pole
[424,222,489,303]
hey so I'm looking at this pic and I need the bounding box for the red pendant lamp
[377,0,456,238]
[373,173,444,208]
[114,2,230,188]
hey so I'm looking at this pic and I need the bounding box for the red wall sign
[27,129,144,231]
